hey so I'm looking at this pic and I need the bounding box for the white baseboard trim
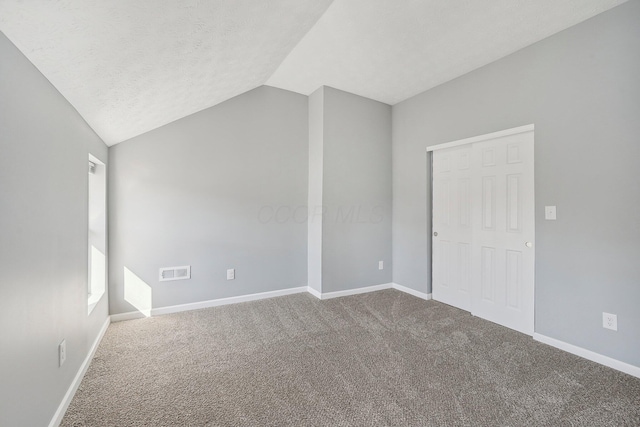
[307,286,322,299]
[152,286,308,316]
[311,283,393,300]
[110,311,147,322]
[305,282,433,301]
[533,333,640,379]
[112,283,432,319]
[111,286,309,321]
[49,316,111,427]
[391,283,432,301]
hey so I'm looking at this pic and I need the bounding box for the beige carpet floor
[61,289,640,426]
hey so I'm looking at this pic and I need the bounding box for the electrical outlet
[227,269,235,280]
[58,339,66,367]
[603,312,617,331]
[378,261,384,270]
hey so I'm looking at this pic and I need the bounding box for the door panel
[432,146,473,311]
[506,249,522,309]
[472,132,534,335]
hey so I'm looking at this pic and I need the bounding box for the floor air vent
[159,266,191,282]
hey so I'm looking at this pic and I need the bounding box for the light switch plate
[545,206,557,220]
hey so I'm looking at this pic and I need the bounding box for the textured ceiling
[267,0,627,104]
[0,0,627,146]
[0,0,334,145]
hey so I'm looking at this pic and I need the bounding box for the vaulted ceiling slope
[0,0,626,146]
[268,0,627,105]
[0,0,334,145]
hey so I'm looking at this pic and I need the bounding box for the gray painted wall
[0,32,109,426]
[308,88,324,293]
[321,87,392,292]
[109,86,308,315]
[392,1,640,367]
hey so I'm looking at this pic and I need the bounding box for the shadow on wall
[124,267,152,317]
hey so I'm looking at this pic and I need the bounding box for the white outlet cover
[603,312,617,331]
[59,339,66,367]
[379,261,384,270]
[227,269,235,280]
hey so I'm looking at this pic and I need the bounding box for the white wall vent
[159,265,191,282]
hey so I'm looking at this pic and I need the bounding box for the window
[88,154,106,314]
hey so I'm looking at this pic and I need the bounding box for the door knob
[433,232,438,237]
[525,241,532,248]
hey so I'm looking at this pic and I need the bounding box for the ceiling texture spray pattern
[0,0,627,145]
[267,0,627,105]
[0,0,334,144]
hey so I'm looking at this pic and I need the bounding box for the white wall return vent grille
[159,265,191,282]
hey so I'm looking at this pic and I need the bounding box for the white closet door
[431,127,535,335]
[471,131,535,335]
[432,145,473,311]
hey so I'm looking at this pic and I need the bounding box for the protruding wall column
[308,86,392,296]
